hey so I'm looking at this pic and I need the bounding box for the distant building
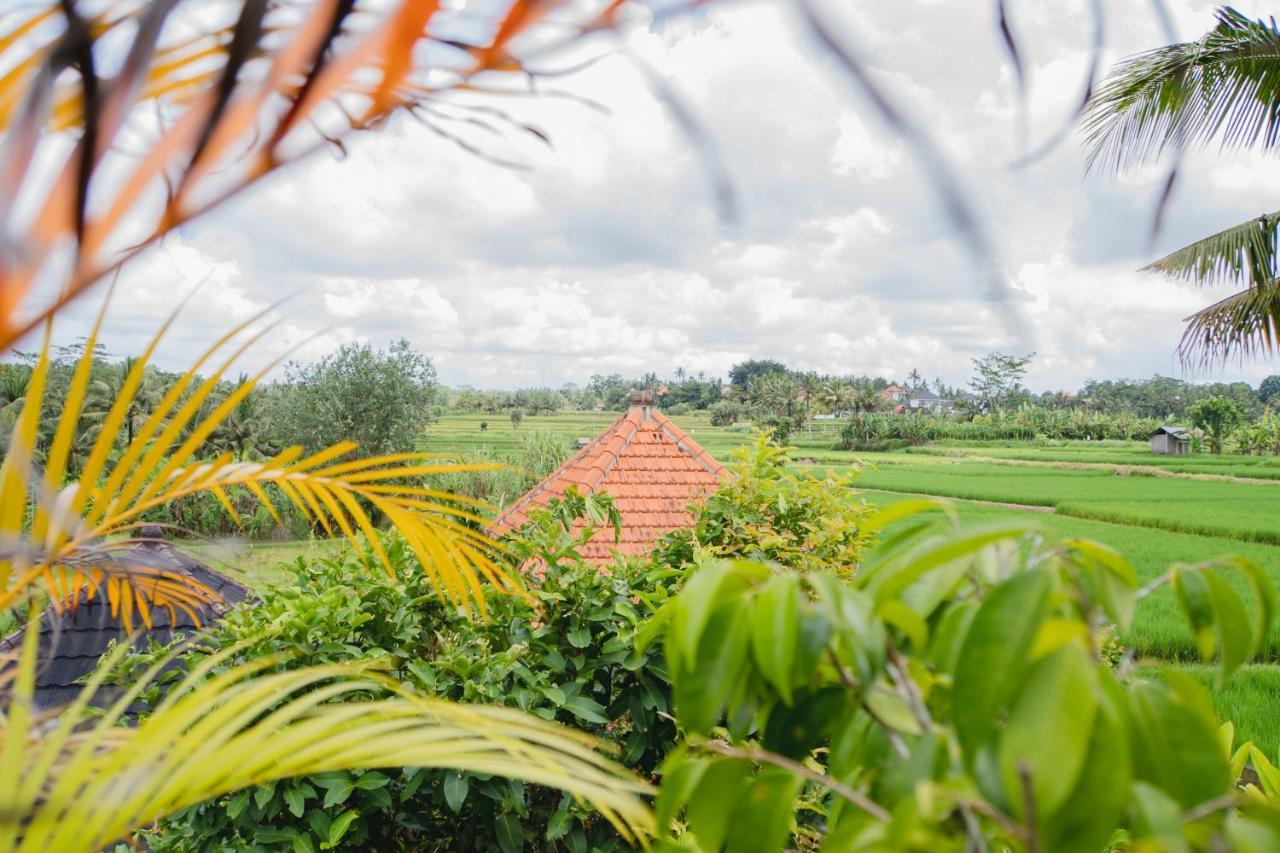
[905,387,954,413]
[881,385,906,404]
[490,390,727,564]
[1150,426,1191,456]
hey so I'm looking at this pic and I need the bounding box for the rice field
[413,411,1280,754]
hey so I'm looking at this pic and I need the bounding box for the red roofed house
[490,390,727,564]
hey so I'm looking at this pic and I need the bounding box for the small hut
[490,390,726,563]
[1150,426,1191,456]
[0,527,250,710]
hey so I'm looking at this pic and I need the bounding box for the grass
[185,538,343,590]
[841,458,1280,544]
[1137,664,1280,759]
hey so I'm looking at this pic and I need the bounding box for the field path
[912,451,1280,486]
[860,487,1055,513]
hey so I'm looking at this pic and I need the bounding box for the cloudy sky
[52,0,1280,391]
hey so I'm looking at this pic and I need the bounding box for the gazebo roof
[0,535,250,710]
[490,391,726,563]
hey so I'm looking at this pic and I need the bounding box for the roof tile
[490,403,727,564]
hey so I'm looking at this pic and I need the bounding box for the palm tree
[1083,7,1280,365]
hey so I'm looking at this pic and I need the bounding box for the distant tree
[510,410,523,429]
[906,368,924,392]
[968,352,1035,412]
[728,359,788,397]
[1189,395,1245,454]
[708,400,740,427]
[1261,375,1280,404]
[268,339,437,456]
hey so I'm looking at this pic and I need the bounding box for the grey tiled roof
[0,542,250,710]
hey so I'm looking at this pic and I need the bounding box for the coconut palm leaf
[0,619,653,852]
[0,302,516,624]
[1083,7,1280,173]
[1085,8,1280,364]
[0,0,663,352]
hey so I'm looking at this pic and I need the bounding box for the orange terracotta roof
[490,397,727,564]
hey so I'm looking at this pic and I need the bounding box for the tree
[510,409,524,428]
[1085,8,1280,364]
[269,340,437,456]
[729,359,789,398]
[1261,375,1280,404]
[1190,394,1246,453]
[968,352,1035,412]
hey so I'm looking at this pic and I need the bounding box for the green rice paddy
[252,410,1280,754]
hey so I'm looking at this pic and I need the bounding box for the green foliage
[1261,375,1280,404]
[653,434,872,579]
[839,408,1162,450]
[133,493,674,852]
[1190,395,1246,454]
[968,351,1034,412]
[266,339,437,456]
[647,503,1280,851]
[510,409,524,428]
[708,400,740,427]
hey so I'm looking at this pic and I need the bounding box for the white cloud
[27,0,1280,390]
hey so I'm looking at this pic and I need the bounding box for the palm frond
[0,302,517,624]
[1138,211,1280,365]
[1145,210,1280,287]
[0,0,674,351]
[1179,279,1280,367]
[0,626,653,852]
[1083,7,1280,172]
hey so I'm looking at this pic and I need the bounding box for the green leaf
[723,768,805,852]
[1000,642,1098,822]
[227,790,251,821]
[546,804,573,841]
[563,695,609,725]
[672,600,751,733]
[322,811,359,850]
[864,683,923,737]
[1173,567,1217,660]
[353,771,390,790]
[321,782,354,809]
[686,759,751,851]
[953,567,1054,757]
[1203,569,1253,682]
[762,687,848,759]
[751,574,801,703]
[284,786,306,818]
[656,752,707,834]
[567,625,592,648]
[540,685,566,705]
[1041,670,1132,853]
[1128,674,1232,809]
[495,813,525,853]
[443,772,469,813]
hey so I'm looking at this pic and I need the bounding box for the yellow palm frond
[0,624,654,852]
[0,303,515,623]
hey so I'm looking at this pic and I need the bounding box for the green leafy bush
[132,492,675,852]
[645,502,1280,851]
[654,434,872,578]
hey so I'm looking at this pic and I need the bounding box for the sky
[45,0,1280,391]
